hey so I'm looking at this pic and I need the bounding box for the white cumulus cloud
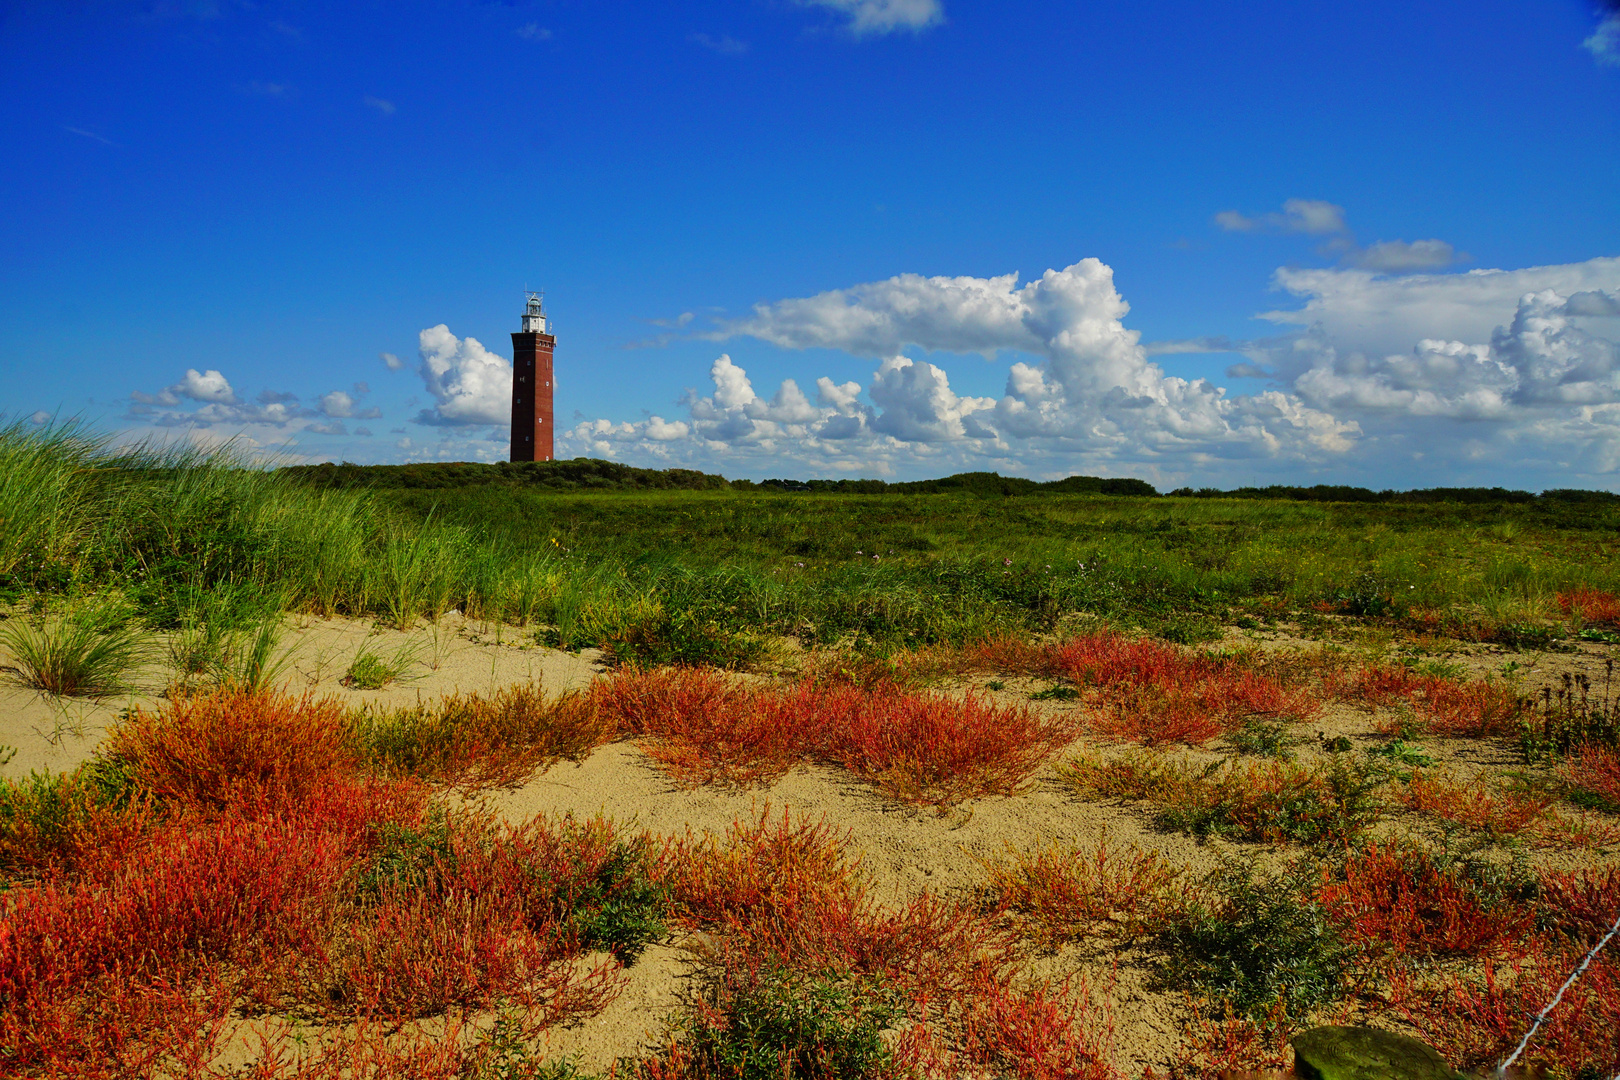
[414,325,513,426]
[566,255,1620,488]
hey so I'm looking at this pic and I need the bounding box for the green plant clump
[563,839,669,965]
[352,815,458,900]
[1160,860,1355,1022]
[659,967,898,1080]
[1225,718,1299,759]
[0,604,150,697]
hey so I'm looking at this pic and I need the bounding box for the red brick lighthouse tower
[510,292,555,462]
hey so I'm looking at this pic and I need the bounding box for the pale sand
[0,612,601,781]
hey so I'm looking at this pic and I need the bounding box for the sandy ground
[4,613,1616,1075]
[0,612,600,781]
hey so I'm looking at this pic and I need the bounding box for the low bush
[1538,864,1620,941]
[816,682,1079,805]
[1340,664,1527,737]
[106,686,354,812]
[595,668,1077,805]
[1559,586,1620,628]
[1223,717,1300,759]
[1559,742,1620,812]
[665,807,869,959]
[1396,771,1553,840]
[955,976,1119,1080]
[1314,841,1533,959]
[913,633,1320,747]
[0,756,149,872]
[641,962,901,1080]
[1049,635,1320,747]
[1059,753,1387,846]
[349,682,612,788]
[1395,937,1620,1076]
[593,668,814,787]
[1160,860,1355,1022]
[975,840,1186,946]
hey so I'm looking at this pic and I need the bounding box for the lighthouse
[510,292,555,462]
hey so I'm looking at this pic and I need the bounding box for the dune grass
[5,421,1620,666]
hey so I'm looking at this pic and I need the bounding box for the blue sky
[5,0,1620,488]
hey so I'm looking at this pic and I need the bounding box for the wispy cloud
[1215,198,1346,236]
[363,96,396,115]
[800,0,943,37]
[689,32,749,54]
[1586,13,1620,66]
[62,126,118,147]
[1215,198,1464,272]
[240,81,290,97]
[516,23,552,41]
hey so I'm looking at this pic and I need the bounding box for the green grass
[0,603,151,697]
[4,421,1620,660]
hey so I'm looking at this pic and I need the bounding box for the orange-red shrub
[0,767,155,874]
[1050,634,1319,747]
[1558,587,1620,627]
[1397,773,1553,840]
[1560,743,1620,809]
[817,683,1079,805]
[107,687,354,812]
[1539,865,1620,942]
[1345,665,1526,737]
[592,667,817,786]
[350,683,614,789]
[1315,843,1531,959]
[1395,938,1620,1075]
[0,811,356,1074]
[595,669,1077,803]
[977,840,1185,946]
[957,977,1119,1080]
[666,806,869,954]
[667,807,1010,1001]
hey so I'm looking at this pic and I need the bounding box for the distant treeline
[283,461,1157,497]
[1166,484,1620,504]
[281,459,1616,504]
[283,458,732,491]
[730,472,1158,496]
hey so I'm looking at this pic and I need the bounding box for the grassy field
[3,421,1620,1078]
[6,421,1619,664]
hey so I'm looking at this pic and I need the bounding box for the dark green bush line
[1166,484,1620,505]
[732,470,1157,497]
[284,458,732,492]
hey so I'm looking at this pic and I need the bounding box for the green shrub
[564,839,668,965]
[1028,684,1079,701]
[0,756,145,870]
[1225,718,1299,759]
[657,966,898,1080]
[466,1008,602,1079]
[351,814,457,900]
[1160,859,1354,1021]
[1152,613,1223,645]
[1154,756,1387,846]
